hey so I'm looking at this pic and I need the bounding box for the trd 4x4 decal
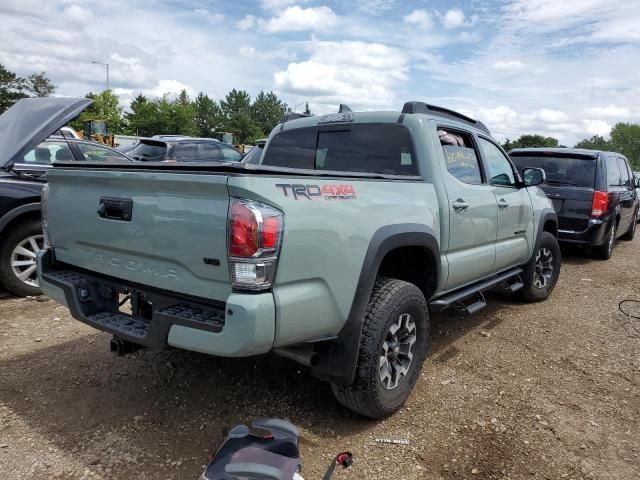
[275,183,357,200]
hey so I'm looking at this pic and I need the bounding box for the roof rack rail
[279,112,313,123]
[401,101,490,135]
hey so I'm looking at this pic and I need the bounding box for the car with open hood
[0,97,131,296]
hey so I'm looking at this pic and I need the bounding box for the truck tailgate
[46,168,232,301]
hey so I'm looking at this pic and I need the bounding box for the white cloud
[237,14,257,30]
[477,106,518,125]
[274,40,408,110]
[583,119,612,136]
[193,9,224,24]
[63,5,94,25]
[536,108,570,123]
[442,9,466,29]
[261,0,308,10]
[493,60,526,71]
[403,9,432,29]
[586,105,634,118]
[355,0,396,16]
[265,6,338,32]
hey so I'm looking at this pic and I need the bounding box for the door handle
[498,199,510,209]
[452,199,469,212]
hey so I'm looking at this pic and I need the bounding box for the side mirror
[523,167,546,187]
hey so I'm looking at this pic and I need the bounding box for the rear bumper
[558,217,609,246]
[37,249,275,357]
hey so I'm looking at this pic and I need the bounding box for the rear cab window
[262,124,418,176]
[128,140,167,161]
[511,154,596,188]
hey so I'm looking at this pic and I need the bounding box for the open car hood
[0,97,92,170]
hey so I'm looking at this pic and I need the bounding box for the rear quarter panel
[227,175,440,346]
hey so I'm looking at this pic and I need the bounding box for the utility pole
[91,61,109,91]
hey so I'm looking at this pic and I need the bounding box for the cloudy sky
[1,0,639,144]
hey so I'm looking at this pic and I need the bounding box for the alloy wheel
[379,313,417,390]
[533,247,554,289]
[10,234,43,288]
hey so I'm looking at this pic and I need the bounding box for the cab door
[615,155,636,233]
[477,136,533,271]
[436,127,498,290]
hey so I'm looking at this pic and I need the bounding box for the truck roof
[276,101,491,136]
[509,147,601,159]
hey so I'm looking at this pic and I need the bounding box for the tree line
[502,126,640,169]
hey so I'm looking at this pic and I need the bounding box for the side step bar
[429,268,523,313]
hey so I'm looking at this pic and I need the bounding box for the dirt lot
[1,240,640,480]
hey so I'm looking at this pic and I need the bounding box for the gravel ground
[1,240,640,480]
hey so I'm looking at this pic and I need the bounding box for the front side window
[479,138,516,186]
[262,124,418,175]
[22,141,73,164]
[76,142,130,162]
[439,129,483,185]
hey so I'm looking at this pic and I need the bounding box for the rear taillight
[41,184,52,248]
[591,191,608,217]
[228,198,283,291]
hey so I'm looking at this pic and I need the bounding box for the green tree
[25,72,56,97]
[194,92,223,137]
[71,90,124,133]
[506,134,560,149]
[125,94,159,136]
[170,89,197,136]
[220,89,252,118]
[228,110,263,144]
[0,64,27,113]
[250,91,288,135]
[574,135,612,151]
[610,123,640,169]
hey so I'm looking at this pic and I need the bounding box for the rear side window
[198,142,222,161]
[607,156,622,186]
[22,141,73,164]
[174,142,197,162]
[263,124,418,175]
[617,157,631,187]
[511,155,596,188]
[439,129,482,185]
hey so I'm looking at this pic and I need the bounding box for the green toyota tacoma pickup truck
[23,99,561,418]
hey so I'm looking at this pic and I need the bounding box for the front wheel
[519,232,561,302]
[0,219,44,297]
[331,277,429,419]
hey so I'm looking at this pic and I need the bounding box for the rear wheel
[520,232,561,302]
[331,277,429,419]
[594,221,616,260]
[0,219,43,297]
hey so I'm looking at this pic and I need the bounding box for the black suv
[510,148,638,259]
[0,98,131,296]
[125,137,243,162]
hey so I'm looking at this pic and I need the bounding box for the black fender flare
[0,203,41,238]
[531,208,558,258]
[311,224,440,385]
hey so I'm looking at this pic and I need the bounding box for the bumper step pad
[86,311,150,339]
[159,303,225,332]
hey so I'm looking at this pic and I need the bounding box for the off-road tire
[621,210,637,241]
[331,277,429,419]
[594,221,616,260]
[520,231,561,302]
[0,219,43,297]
